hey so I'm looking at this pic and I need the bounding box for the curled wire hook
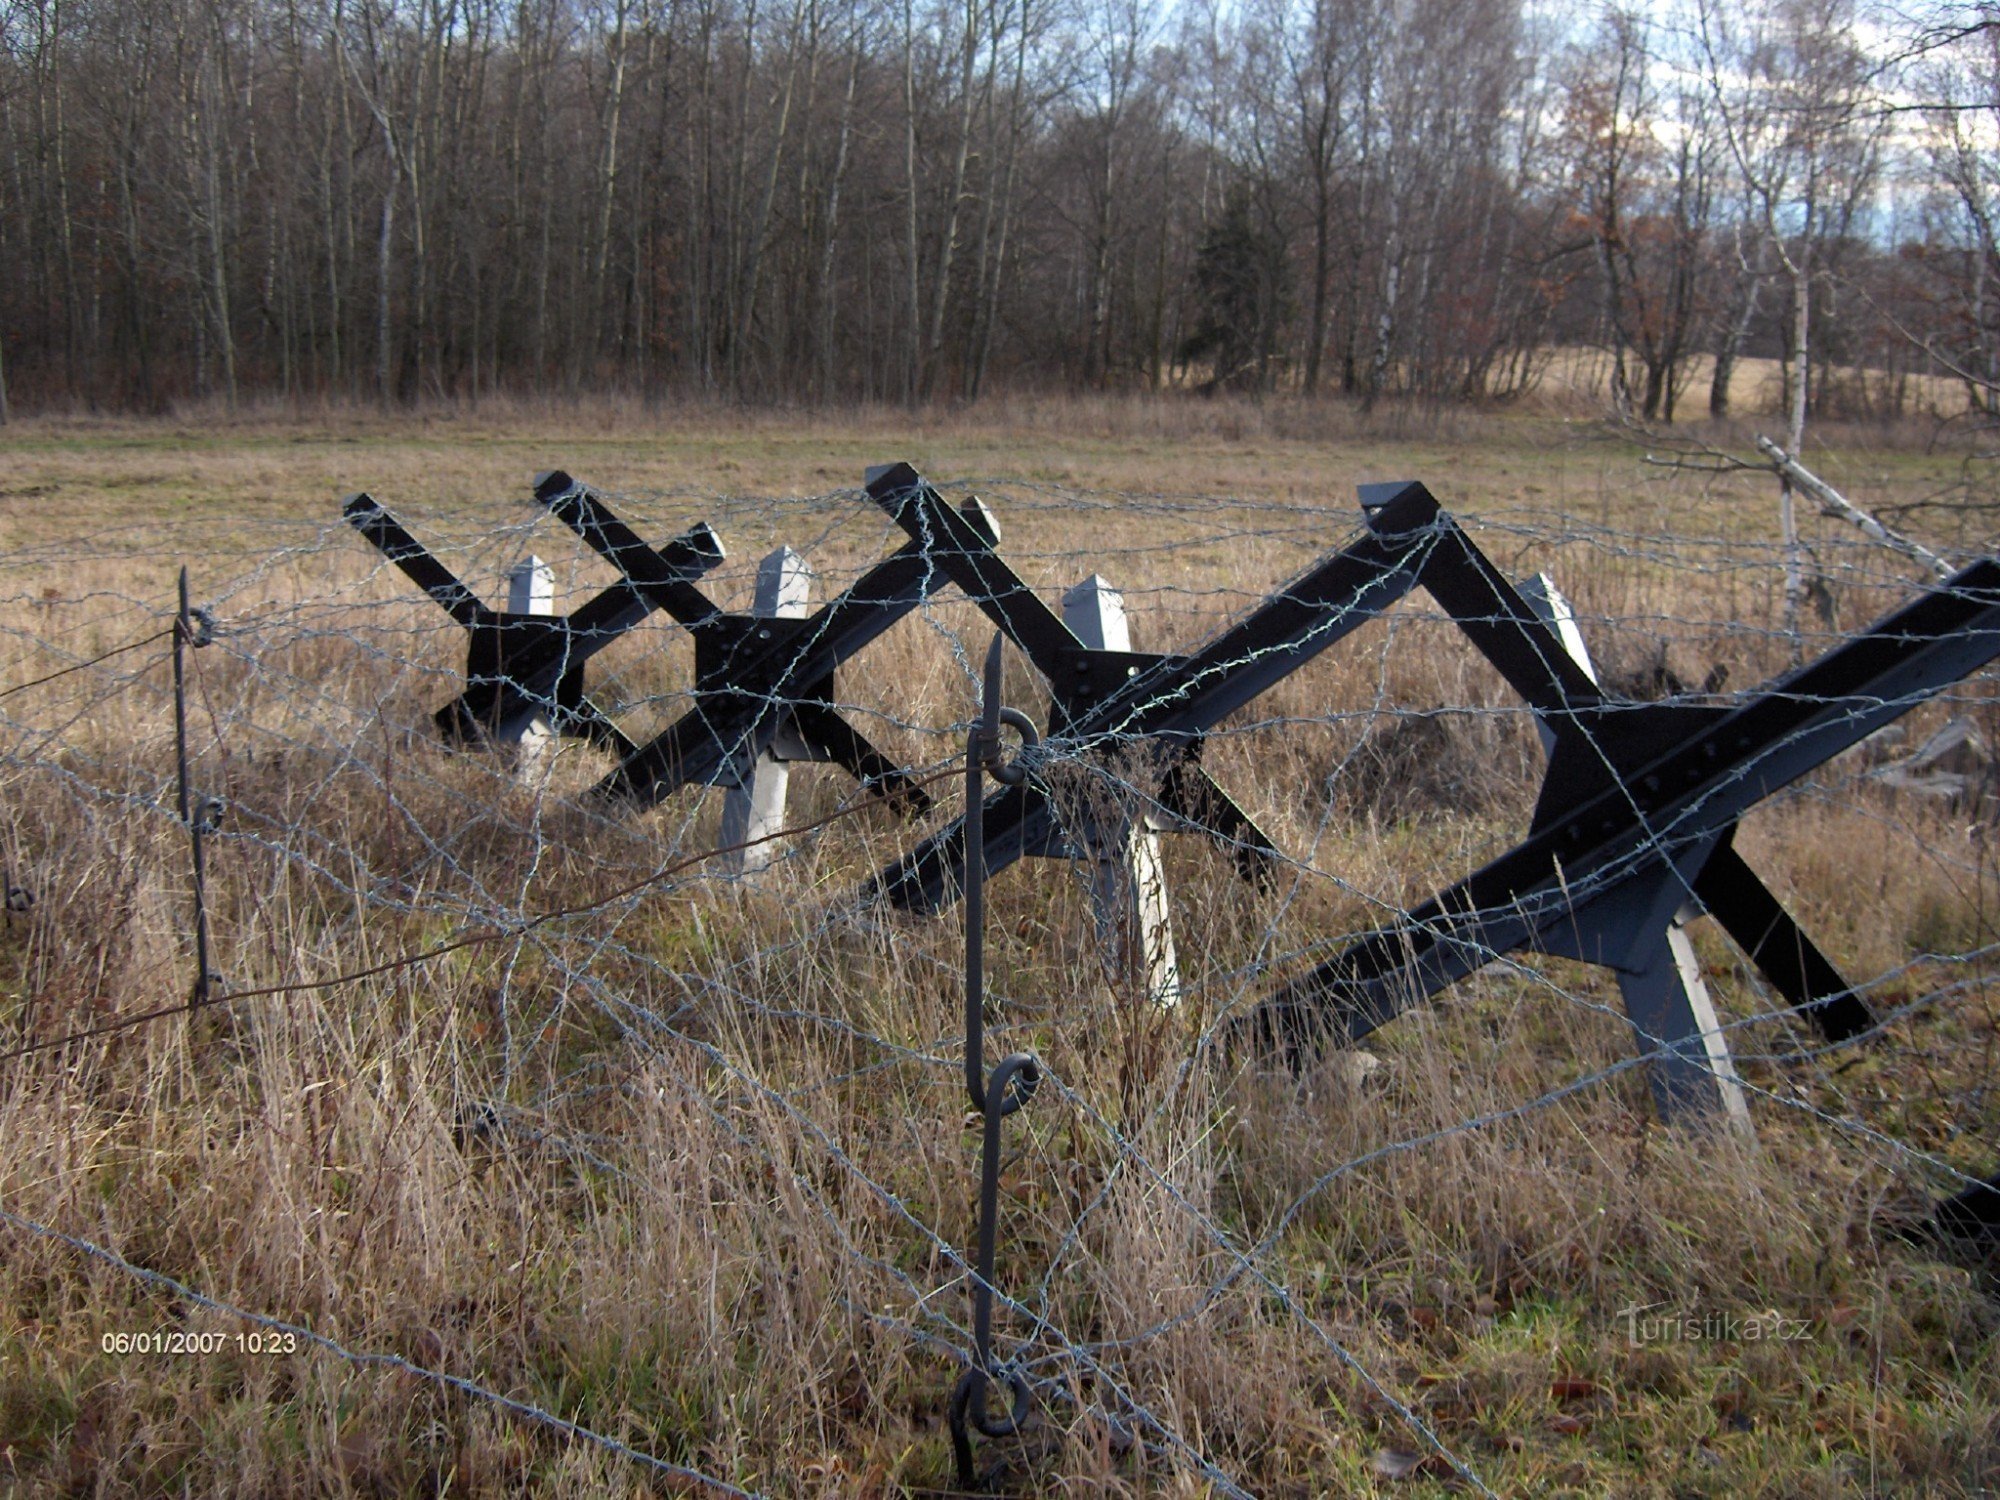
[176,603,217,650]
[972,631,1039,788]
[950,635,1044,1488]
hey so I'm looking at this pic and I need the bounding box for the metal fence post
[173,566,220,1007]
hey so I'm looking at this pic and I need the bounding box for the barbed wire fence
[3,462,1998,1494]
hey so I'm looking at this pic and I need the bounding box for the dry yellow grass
[2,399,1998,1496]
[1531,345,1975,425]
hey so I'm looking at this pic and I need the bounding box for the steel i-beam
[344,490,723,753]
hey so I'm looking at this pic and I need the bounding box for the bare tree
[1696,0,1885,651]
[1915,19,2000,412]
[1563,8,1715,422]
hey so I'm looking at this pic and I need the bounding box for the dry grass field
[3,394,2000,1496]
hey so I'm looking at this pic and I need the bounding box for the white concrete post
[1620,922,1752,1127]
[1520,570,1746,1126]
[1517,572,1598,756]
[508,553,555,617]
[502,554,555,777]
[1063,574,1181,1010]
[720,546,812,873]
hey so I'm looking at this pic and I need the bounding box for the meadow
[2,392,1998,1496]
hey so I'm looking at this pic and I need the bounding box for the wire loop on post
[179,606,217,650]
[949,1363,1035,1483]
[195,797,227,836]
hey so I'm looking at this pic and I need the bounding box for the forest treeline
[1,0,1996,417]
